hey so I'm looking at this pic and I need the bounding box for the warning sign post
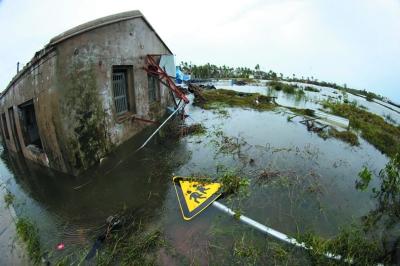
[173,176,222,220]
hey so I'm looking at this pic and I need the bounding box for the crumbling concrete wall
[0,49,64,171]
[0,15,174,176]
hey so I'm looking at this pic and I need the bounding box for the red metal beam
[144,55,189,104]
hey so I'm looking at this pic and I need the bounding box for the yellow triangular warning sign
[173,176,222,220]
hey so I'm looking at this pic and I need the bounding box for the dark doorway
[18,100,43,150]
[8,107,22,152]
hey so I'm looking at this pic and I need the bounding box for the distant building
[0,11,180,175]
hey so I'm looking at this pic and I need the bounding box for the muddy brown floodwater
[0,82,398,264]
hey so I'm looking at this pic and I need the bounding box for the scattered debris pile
[190,85,276,110]
[188,84,207,104]
[300,118,328,133]
[256,169,282,183]
[298,118,359,146]
[234,80,247,86]
[176,85,190,94]
[181,123,207,136]
[162,120,206,140]
[326,128,359,146]
[198,84,216,90]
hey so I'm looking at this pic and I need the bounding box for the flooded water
[216,82,400,125]
[0,82,397,264]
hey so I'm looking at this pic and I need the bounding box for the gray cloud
[1,0,399,101]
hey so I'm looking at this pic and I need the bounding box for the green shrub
[16,218,42,264]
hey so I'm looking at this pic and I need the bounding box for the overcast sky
[1,0,399,101]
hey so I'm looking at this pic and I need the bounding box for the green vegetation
[63,61,112,170]
[323,101,400,157]
[268,80,295,93]
[314,127,358,147]
[97,228,164,265]
[16,218,42,265]
[289,107,315,117]
[298,225,387,265]
[212,108,230,118]
[180,61,382,101]
[268,80,305,97]
[218,171,250,197]
[356,167,372,191]
[57,209,167,265]
[186,123,207,135]
[208,221,297,265]
[364,153,400,228]
[233,234,260,265]
[328,128,359,146]
[365,92,374,101]
[3,190,15,208]
[304,86,320,92]
[251,154,400,265]
[194,89,275,110]
[384,113,397,125]
[15,211,165,265]
[180,62,269,79]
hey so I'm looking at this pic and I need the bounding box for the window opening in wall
[8,107,21,151]
[18,100,43,150]
[148,70,160,103]
[1,113,9,140]
[112,68,129,115]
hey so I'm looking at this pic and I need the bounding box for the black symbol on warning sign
[188,185,210,203]
[189,192,205,203]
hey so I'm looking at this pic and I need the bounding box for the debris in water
[56,243,65,251]
[256,169,282,183]
[184,123,207,136]
[192,87,276,110]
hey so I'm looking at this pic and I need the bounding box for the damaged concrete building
[0,10,184,176]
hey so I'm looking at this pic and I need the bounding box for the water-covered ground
[0,82,399,264]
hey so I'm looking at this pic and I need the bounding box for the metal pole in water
[212,201,348,262]
[136,104,184,152]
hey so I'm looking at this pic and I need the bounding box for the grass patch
[212,108,230,118]
[16,218,42,265]
[194,89,275,110]
[218,171,249,197]
[268,80,305,96]
[233,77,256,84]
[256,169,283,184]
[211,133,248,157]
[100,229,164,265]
[233,234,260,264]
[268,80,295,93]
[96,229,164,265]
[298,225,387,265]
[363,153,400,228]
[186,123,207,135]
[289,107,315,117]
[94,210,165,265]
[304,86,320,92]
[3,190,15,208]
[322,101,400,156]
[365,92,374,101]
[50,209,165,265]
[328,128,359,146]
[356,167,372,191]
[317,127,359,146]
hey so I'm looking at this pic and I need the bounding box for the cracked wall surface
[0,16,173,176]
